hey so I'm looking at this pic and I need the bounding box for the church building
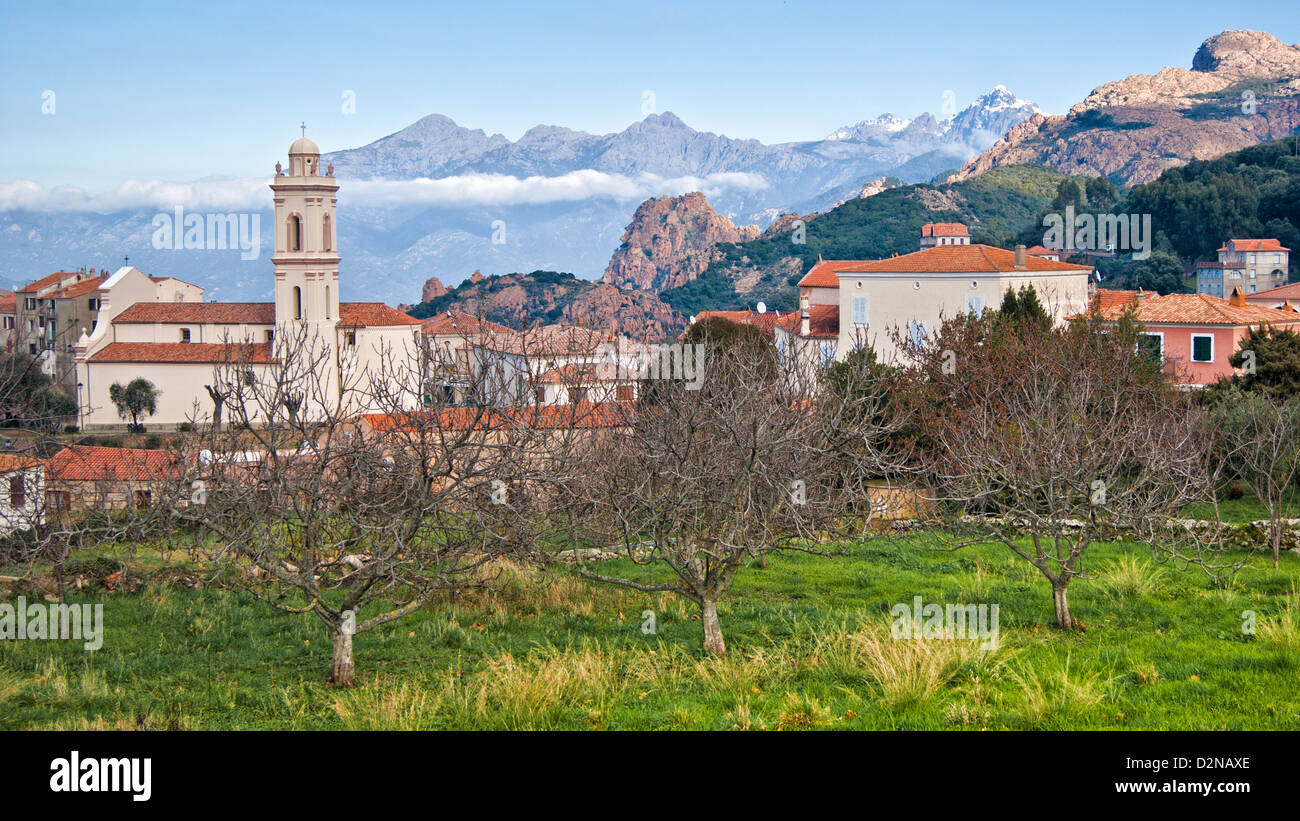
[74,133,422,428]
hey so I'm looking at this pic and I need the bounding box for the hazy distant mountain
[952,31,1300,185]
[0,89,1039,304]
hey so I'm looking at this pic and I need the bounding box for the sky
[1,0,1298,191]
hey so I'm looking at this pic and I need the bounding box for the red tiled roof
[338,302,421,327]
[17,271,80,294]
[89,342,275,364]
[1025,246,1059,256]
[362,401,636,432]
[48,276,107,300]
[840,244,1091,275]
[476,324,610,356]
[114,302,275,324]
[0,294,15,314]
[695,309,789,336]
[1246,281,1300,302]
[1085,289,1149,314]
[921,222,969,237]
[422,310,512,336]
[0,453,43,472]
[1219,239,1289,253]
[776,305,840,339]
[49,445,180,482]
[797,260,875,289]
[1097,292,1300,326]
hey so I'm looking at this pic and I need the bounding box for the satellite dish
[199,449,213,466]
[689,315,697,324]
[757,302,767,314]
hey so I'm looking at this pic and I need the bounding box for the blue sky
[2,0,1298,189]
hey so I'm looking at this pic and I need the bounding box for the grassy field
[3,530,1299,731]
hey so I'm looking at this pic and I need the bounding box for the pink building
[1094,287,1300,386]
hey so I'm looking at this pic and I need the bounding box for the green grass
[2,537,1299,730]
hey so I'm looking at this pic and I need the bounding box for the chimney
[799,293,810,337]
[1014,245,1027,269]
[1229,286,1247,307]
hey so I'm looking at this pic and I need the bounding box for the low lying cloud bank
[0,170,769,213]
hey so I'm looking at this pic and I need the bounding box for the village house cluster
[2,135,1299,532]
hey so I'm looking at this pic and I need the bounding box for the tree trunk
[330,616,356,687]
[1052,582,1073,629]
[701,597,726,655]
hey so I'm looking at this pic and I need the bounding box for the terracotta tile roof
[776,305,840,339]
[1025,245,1060,256]
[1219,239,1289,253]
[114,302,275,324]
[49,445,180,482]
[1085,288,1149,314]
[1097,292,1300,326]
[362,401,636,432]
[48,276,107,300]
[338,302,421,327]
[476,324,610,356]
[695,309,789,336]
[0,453,44,472]
[797,260,875,289]
[921,222,969,237]
[422,310,512,336]
[1246,281,1300,302]
[0,294,15,314]
[89,342,275,364]
[838,244,1091,275]
[17,271,81,294]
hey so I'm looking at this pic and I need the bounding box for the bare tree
[551,319,908,654]
[895,310,1226,629]
[1211,391,1300,568]
[166,323,538,685]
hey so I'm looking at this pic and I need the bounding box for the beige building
[778,227,1093,367]
[73,133,424,429]
[1197,238,1290,297]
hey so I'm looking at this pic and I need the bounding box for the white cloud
[0,170,769,213]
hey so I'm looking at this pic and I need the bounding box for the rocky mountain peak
[1191,30,1300,78]
[603,192,761,292]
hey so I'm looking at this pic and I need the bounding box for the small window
[965,294,985,315]
[46,490,70,511]
[1137,333,1163,361]
[1191,334,1213,363]
[265,330,275,343]
[134,490,152,510]
[908,320,927,348]
[851,295,869,326]
[568,386,588,404]
[23,298,35,311]
[88,298,98,311]
[615,384,634,402]
[179,328,191,343]
[344,331,356,347]
[9,475,25,507]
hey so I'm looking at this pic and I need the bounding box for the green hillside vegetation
[662,165,1083,316]
[408,270,588,327]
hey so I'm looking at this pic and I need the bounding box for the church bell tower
[271,126,340,327]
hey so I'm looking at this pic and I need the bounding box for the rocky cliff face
[602,192,761,292]
[950,30,1300,185]
[421,276,448,302]
[412,270,680,341]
